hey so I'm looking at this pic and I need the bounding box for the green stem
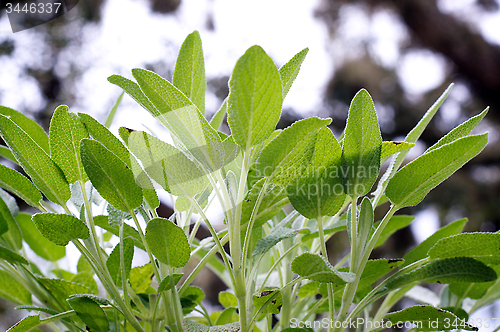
[318,214,335,332]
[79,179,105,264]
[119,222,129,311]
[334,204,397,332]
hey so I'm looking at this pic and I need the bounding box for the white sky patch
[369,9,408,68]
[410,207,440,244]
[397,50,448,96]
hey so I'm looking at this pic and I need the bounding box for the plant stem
[318,214,335,332]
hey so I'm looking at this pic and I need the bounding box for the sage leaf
[0,164,42,208]
[341,89,382,197]
[0,145,16,164]
[279,48,308,98]
[253,288,283,315]
[291,252,355,284]
[287,127,346,219]
[241,178,288,227]
[426,107,488,153]
[67,296,109,332]
[145,217,190,267]
[0,270,32,304]
[39,277,93,310]
[93,215,144,250]
[106,238,134,285]
[385,305,477,331]
[227,45,282,150]
[0,194,22,247]
[387,257,497,290]
[80,138,143,212]
[6,315,40,332]
[49,105,89,183]
[173,30,206,114]
[253,225,301,256]
[428,232,500,264]
[403,218,467,267]
[386,134,488,208]
[0,114,70,206]
[0,106,49,153]
[129,263,153,293]
[108,74,160,118]
[32,213,89,246]
[380,141,414,164]
[210,98,227,131]
[250,117,331,187]
[219,291,238,308]
[158,273,183,292]
[0,245,28,265]
[126,130,208,197]
[374,215,415,248]
[131,68,223,171]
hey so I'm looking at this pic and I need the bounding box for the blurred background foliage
[0,0,500,327]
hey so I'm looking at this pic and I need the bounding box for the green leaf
[131,68,223,171]
[241,178,288,228]
[0,106,49,153]
[386,134,488,208]
[49,106,89,183]
[380,141,415,164]
[71,272,98,295]
[0,145,16,164]
[214,307,238,325]
[0,245,28,265]
[105,92,124,128]
[32,213,89,246]
[227,45,283,150]
[0,114,70,206]
[125,130,208,197]
[252,288,283,315]
[341,89,382,197]
[219,291,238,308]
[77,255,93,273]
[403,218,467,267]
[374,215,415,248]
[181,286,205,314]
[426,107,488,153]
[78,113,131,166]
[39,277,92,309]
[357,197,374,254]
[0,164,42,208]
[145,217,190,267]
[355,259,404,291]
[0,188,18,216]
[67,296,109,332]
[210,98,227,131]
[15,305,59,315]
[0,270,32,304]
[385,305,477,331]
[250,117,332,187]
[80,138,143,212]
[173,30,206,114]
[0,194,23,247]
[106,238,134,285]
[108,75,160,118]
[93,215,144,250]
[287,127,346,219]
[279,48,308,98]
[291,252,355,284]
[129,263,153,293]
[387,257,497,290]
[6,315,40,332]
[158,273,183,293]
[428,232,500,264]
[253,225,301,256]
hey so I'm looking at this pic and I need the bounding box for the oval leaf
[32,213,89,246]
[291,252,355,285]
[0,164,42,208]
[227,45,283,150]
[0,106,49,153]
[67,296,109,332]
[80,138,143,212]
[145,217,190,267]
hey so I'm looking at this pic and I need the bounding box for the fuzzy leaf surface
[67,296,109,332]
[80,138,143,212]
[145,217,190,267]
[385,305,477,331]
[279,48,308,98]
[386,134,488,208]
[6,315,40,332]
[0,114,70,205]
[227,45,282,150]
[49,106,89,183]
[291,252,355,284]
[380,141,414,164]
[0,164,42,208]
[0,270,32,304]
[32,213,89,246]
[173,30,206,114]
[0,106,49,153]
[341,89,382,197]
[106,238,134,285]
